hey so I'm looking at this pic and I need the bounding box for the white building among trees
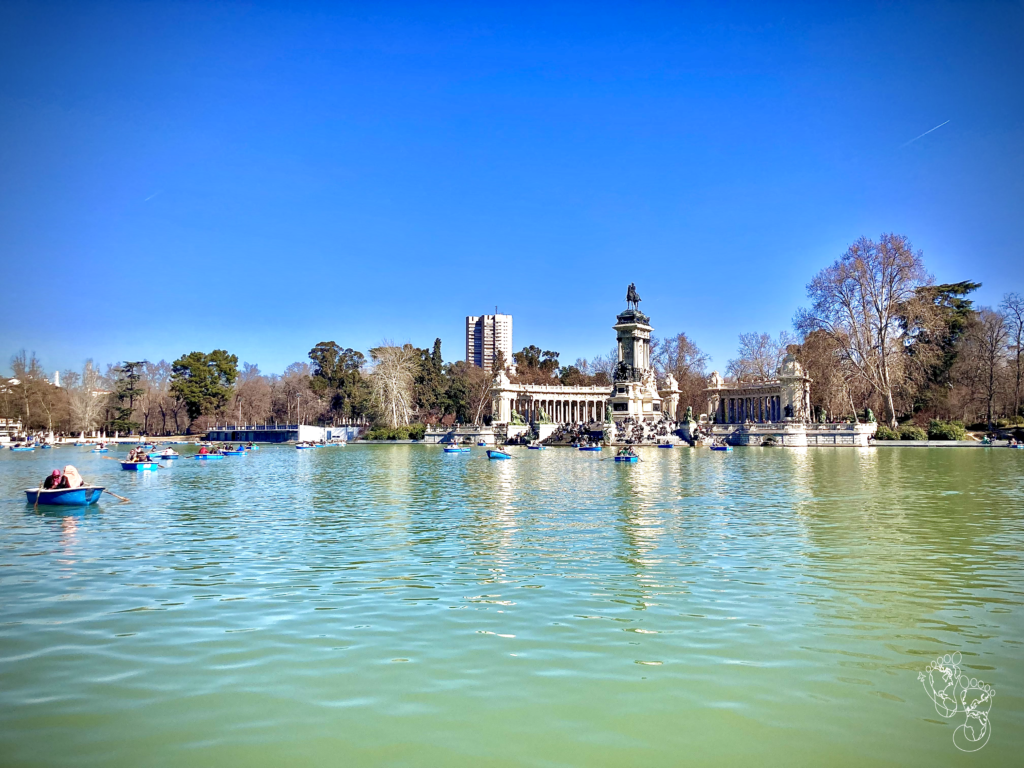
[466,313,513,370]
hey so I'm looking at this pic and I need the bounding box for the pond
[1,444,1021,766]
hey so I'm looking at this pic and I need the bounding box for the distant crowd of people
[612,416,678,445]
[546,422,601,446]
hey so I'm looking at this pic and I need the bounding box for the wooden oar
[33,480,43,511]
[103,488,131,503]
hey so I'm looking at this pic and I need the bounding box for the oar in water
[33,480,43,511]
[103,489,131,503]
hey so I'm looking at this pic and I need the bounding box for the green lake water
[1,444,1022,766]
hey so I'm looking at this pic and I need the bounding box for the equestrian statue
[626,283,641,310]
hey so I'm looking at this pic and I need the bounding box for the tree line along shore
[3,233,1023,440]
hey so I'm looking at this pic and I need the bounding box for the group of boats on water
[17,433,1022,506]
[295,441,346,450]
[15,439,348,507]
[457,442,689,462]
[18,441,254,506]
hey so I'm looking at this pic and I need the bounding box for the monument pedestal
[677,419,698,445]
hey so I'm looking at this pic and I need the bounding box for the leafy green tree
[513,345,560,384]
[308,341,367,419]
[108,360,146,434]
[442,360,472,422]
[414,338,446,415]
[559,365,586,386]
[902,281,981,413]
[170,350,239,427]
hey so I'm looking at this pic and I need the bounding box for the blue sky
[1,1,1022,378]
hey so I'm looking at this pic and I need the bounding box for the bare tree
[9,350,44,425]
[795,330,866,422]
[68,360,105,435]
[466,364,494,425]
[138,361,171,434]
[368,342,417,428]
[726,331,795,381]
[652,332,710,417]
[278,362,313,424]
[589,347,619,382]
[796,233,930,428]
[235,363,273,424]
[1002,292,1024,420]
[968,308,1010,430]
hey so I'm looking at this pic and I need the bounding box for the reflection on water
[0,444,1022,767]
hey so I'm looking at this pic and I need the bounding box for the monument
[607,284,675,422]
[489,284,680,430]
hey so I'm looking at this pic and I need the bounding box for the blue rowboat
[487,449,512,460]
[614,455,639,463]
[296,445,314,450]
[221,450,246,455]
[10,447,34,452]
[156,452,179,460]
[658,444,674,449]
[579,446,602,451]
[245,445,260,451]
[477,441,487,447]
[443,447,464,453]
[25,486,104,506]
[527,445,546,450]
[194,454,224,460]
[40,444,53,449]
[121,461,159,471]
[92,448,109,453]
[711,446,733,452]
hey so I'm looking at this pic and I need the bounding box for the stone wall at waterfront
[712,422,877,447]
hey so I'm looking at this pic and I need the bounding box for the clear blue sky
[2,1,1022,377]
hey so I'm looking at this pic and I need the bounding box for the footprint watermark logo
[918,652,995,752]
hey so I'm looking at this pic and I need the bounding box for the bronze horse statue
[626,283,641,309]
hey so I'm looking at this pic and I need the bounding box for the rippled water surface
[1,444,1022,766]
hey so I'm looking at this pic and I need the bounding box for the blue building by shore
[205,423,360,443]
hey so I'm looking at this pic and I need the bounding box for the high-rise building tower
[466,313,513,370]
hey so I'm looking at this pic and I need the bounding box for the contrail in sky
[900,120,950,148]
[145,190,162,201]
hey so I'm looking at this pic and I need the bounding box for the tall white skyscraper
[466,313,513,370]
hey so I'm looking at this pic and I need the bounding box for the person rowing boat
[40,465,86,489]
[127,446,152,463]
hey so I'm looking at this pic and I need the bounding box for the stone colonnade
[715,392,783,424]
[512,396,607,424]
[492,379,613,425]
